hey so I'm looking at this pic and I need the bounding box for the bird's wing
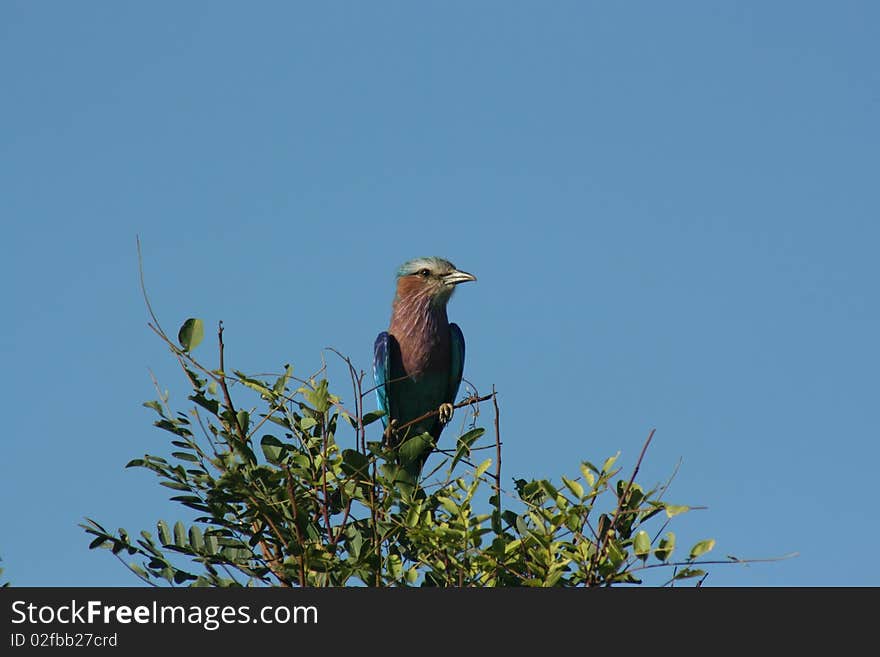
[448,323,466,404]
[373,331,391,428]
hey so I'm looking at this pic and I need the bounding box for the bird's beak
[442,269,477,286]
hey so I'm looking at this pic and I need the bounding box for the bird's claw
[438,402,454,424]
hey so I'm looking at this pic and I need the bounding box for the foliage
[82,318,736,586]
[82,313,740,587]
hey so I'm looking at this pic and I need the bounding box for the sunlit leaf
[579,462,596,487]
[601,452,620,473]
[474,458,492,479]
[178,318,204,352]
[675,568,706,580]
[689,539,716,560]
[655,532,675,562]
[562,476,584,499]
[157,521,171,546]
[633,530,651,559]
[665,504,690,518]
[273,364,293,395]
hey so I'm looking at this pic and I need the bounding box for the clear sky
[2,2,878,587]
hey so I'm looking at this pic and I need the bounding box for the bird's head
[395,256,477,307]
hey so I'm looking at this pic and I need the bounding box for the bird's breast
[393,328,450,379]
[388,301,451,379]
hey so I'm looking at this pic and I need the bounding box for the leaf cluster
[83,318,726,587]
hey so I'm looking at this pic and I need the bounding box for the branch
[589,428,656,584]
[392,393,495,436]
[217,321,248,445]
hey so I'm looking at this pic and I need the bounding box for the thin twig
[326,347,367,454]
[283,464,307,586]
[492,386,502,515]
[251,519,290,588]
[136,236,165,336]
[392,393,494,435]
[217,321,247,445]
[589,428,656,585]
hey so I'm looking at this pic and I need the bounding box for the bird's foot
[438,402,454,424]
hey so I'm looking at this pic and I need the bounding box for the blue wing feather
[373,331,390,428]
[448,323,466,404]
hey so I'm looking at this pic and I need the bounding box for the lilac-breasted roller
[373,257,477,477]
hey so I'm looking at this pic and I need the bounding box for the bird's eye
[419,268,430,277]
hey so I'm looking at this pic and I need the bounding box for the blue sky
[2,2,878,586]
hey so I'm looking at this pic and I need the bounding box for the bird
[373,257,477,482]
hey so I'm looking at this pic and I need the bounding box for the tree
[82,311,734,587]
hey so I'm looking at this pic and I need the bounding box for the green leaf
[606,539,626,567]
[474,458,492,479]
[190,392,219,415]
[689,539,716,560]
[655,532,675,562]
[561,476,584,499]
[157,521,171,546]
[579,462,596,487]
[236,411,250,434]
[539,480,559,499]
[173,570,195,584]
[173,521,187,548]
[380,464,416,492]
[633,530,651,559]
[516,479,545,504]
[88,536,110,550]
[397,432,434,467]
[665,504,690,518]
[171,451,199,463]
[128,563,150,581]
[341,449,370,480]
[143,400,164,415]
[159,481,191,491]
[303,379,330,413]
[232,441,258,465]
[387,553,403,580]
[491,509,502,534]
[436,496,459,516]
[178,318,204,352]
[451,427,485,470]
[675,568,706,580]
[273,364,293,395]
[188,526,204,552]
[260,435,285,464]
[601,452,620,473]
[235,372,273,397]
[183,367,205,389]
[361,410,386,427]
